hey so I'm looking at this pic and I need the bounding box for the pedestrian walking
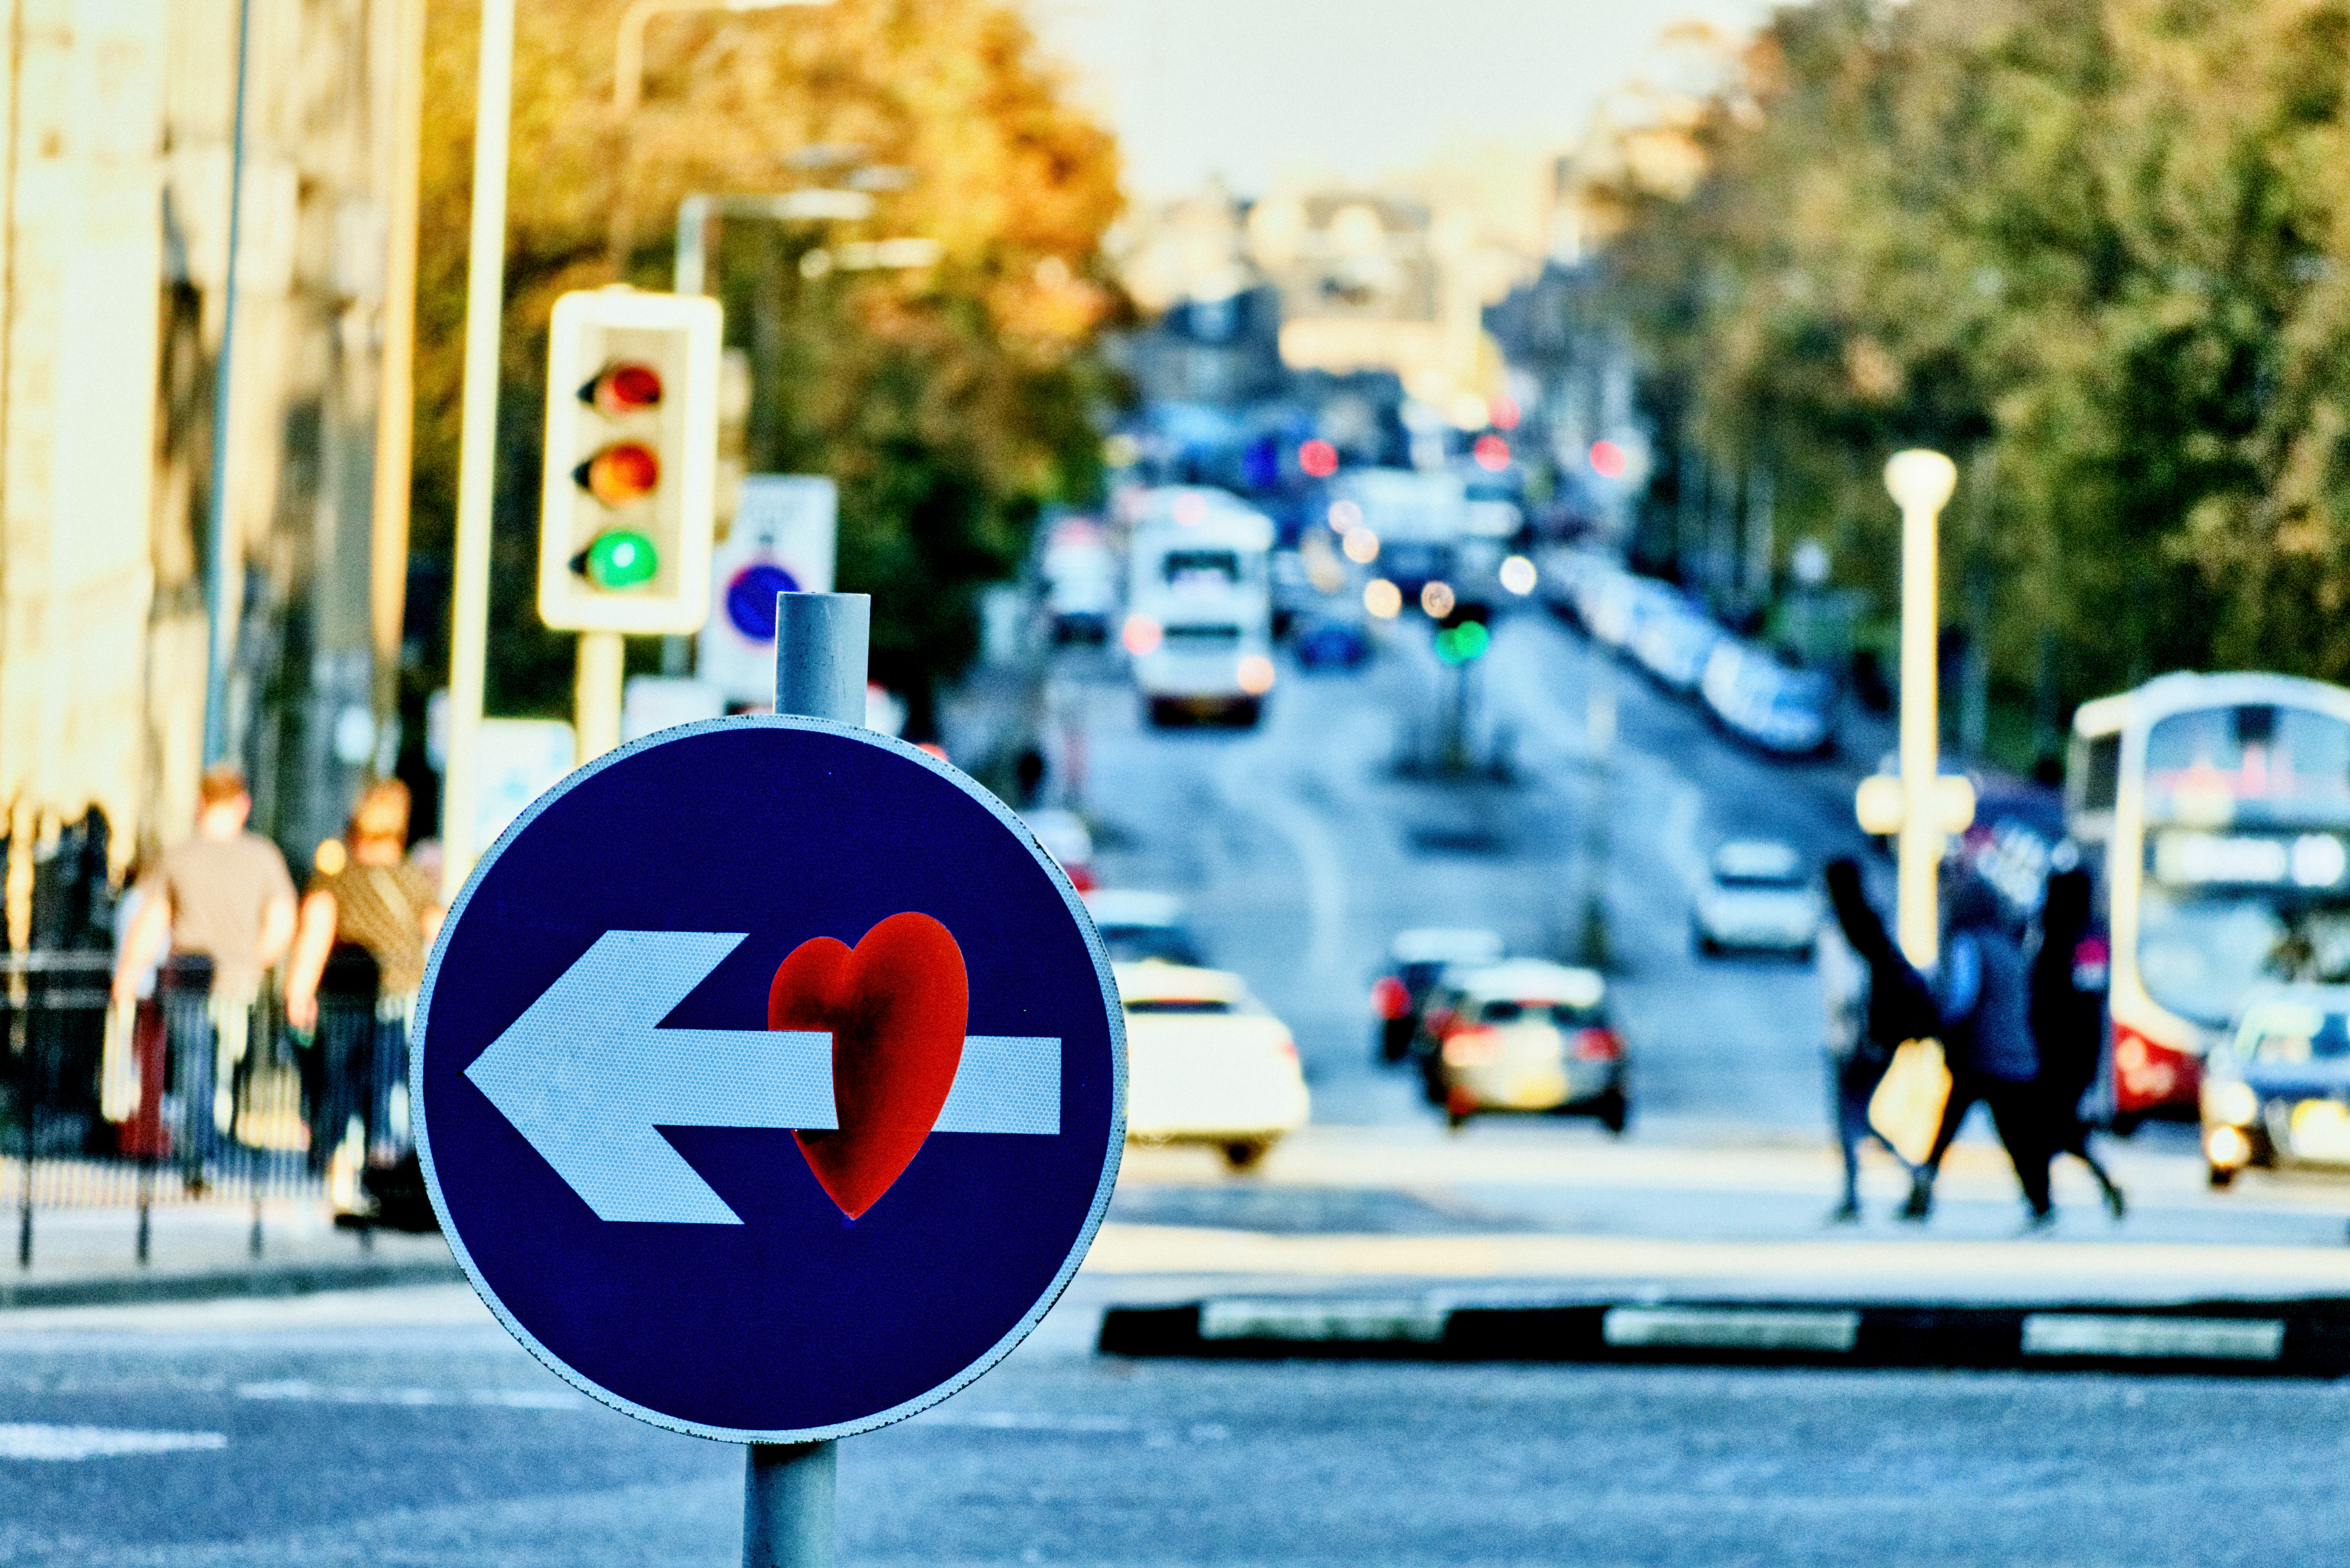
[1903,874,2054,1227]
[109,766,298,1173]
[284,779,443,1185]
[1821,857,1936,1222]
[2033,862,2126,1218]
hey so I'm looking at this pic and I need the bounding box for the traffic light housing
[538,288,723,634]
[1434,600,1491,664]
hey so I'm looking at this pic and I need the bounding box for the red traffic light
[1589,439,1628,479]
[1298,438,1339,478]
[582,361,663,417]
[1472,434,1510,471]
[574,441,660,506]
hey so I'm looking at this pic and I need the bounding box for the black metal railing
[2,948,421,1268]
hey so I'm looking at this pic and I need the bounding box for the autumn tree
[1596,0,2350,752]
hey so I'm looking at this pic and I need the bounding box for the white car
[1117,962,1309,1170]
[1693,839,1823,957]
[1084,889,1203,966]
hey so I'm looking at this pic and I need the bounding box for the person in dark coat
[1903,873,2054,1227]
[1822,858,1937,1221]
[2032,864,2126,1218]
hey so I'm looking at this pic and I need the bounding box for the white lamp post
[1856,449,1975,968]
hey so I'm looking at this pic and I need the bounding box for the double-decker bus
[2069,672,2350,1123]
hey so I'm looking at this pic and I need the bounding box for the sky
[1027,0,1781,199]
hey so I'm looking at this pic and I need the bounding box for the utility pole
[1856,450,1975,968]
[439,0,518,900]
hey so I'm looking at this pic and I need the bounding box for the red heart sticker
[769,912,968,1219]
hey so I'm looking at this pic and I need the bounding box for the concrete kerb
[0,1254,465,1311]
[1099,1294,2350,1379]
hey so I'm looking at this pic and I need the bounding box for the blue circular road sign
[413,716,1126,1442]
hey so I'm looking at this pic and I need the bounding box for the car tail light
[1370,977,1411,1020]
[2113,1020,2197,1114]
[1442,1027,1500,1066]
[1572,1027,1623,1062]
[1067,864,1097,893]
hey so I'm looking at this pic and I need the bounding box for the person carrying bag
[1823,858,1942,1219]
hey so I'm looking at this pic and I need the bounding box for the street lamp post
[1856,449,1975,968]
[441,0,831,898]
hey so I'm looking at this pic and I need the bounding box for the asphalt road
[5,1285,2349,1568]
[1054,601,1885,1131]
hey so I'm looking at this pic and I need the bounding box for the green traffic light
[1434,620,1490,664]
[582,528,659,590]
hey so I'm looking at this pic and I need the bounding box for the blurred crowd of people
[1820,856,2126,1230]
[104,766,440,1216]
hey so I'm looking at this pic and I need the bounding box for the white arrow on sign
[462,930,1061,1224]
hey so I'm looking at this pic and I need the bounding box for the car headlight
[2204,1079,2260,1127]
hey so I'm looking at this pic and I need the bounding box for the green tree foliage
[412,0,1124,724]
[1599,0,2350,719]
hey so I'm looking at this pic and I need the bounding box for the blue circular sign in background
[412,717,1125,1442]
[725,562,801,640]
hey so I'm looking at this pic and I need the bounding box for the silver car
[1693,840,1822,958]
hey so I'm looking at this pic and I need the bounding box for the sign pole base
[743,1439,835,1567]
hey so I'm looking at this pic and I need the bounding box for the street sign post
[412,592,1124,1565]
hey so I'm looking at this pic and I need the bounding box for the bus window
[2079,734,2120,812]
[1163,550,1241,589]
[2145,706,2350,808]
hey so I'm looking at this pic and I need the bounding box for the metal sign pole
[741,588,868,1568]
[744,1439,837,1568]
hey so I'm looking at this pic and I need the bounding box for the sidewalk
[1087,1120,2350,1305]
[0,1202,458,1310]
[7,1119,2345,1316]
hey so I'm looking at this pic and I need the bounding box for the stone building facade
[0,0,415,941]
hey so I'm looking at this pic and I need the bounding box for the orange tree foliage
[412,0,1125,724]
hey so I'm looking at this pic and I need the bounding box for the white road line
[236,1380,586,1409]
[0,1424,227,1460]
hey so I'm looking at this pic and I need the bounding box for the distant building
[0,0,412,931]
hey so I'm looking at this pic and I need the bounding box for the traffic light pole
[576,630,626,761]
[741,589,867,1568]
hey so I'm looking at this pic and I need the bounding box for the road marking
[0,1424,226,1460]
[1198,1298,1448,1343]
[1217,760,1351,983]
[2020,1314,2285,1361]
[463,931,1061,1224]
[1603,1306,1860,1353]
[236,1380,586,1409]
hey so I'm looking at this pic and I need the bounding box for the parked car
[1412,959,1628,1132]
[1118,962,1310,1171]
[1693,840,1823,958]
[1022,808,1096,892]
[1369,927,1505,1063]
[1294,612,1371,669]
[2202,987,2350,1186]
[1083,889,1203,966]
[1041,521,1119,644]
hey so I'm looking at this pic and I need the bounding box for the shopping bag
[1868,1037,1952,1167]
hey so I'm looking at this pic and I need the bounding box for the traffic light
[538,288,723,634]
[1434,600,1491,664]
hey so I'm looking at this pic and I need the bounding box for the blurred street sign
[472,719,575,850]
[699,475,837,705]
[412,717,1125,1441]
[620,674,725,742]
